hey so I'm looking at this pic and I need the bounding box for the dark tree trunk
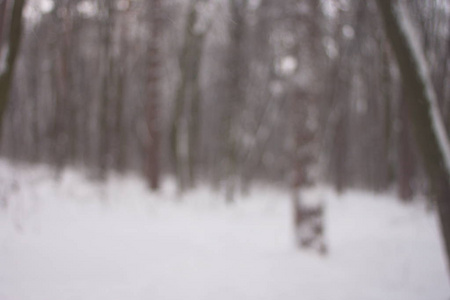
[376,0,450,276]
[114,64,126,172]
[169,0,206,192]
[0,0,8,54]
[147,0,162,190]
[0,0,26,135]
[224,0,247,202]
[380,41,395,188]
[98,0,114,179]
[397,87,416,201]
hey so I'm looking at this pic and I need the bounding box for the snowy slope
[0,160,448,300]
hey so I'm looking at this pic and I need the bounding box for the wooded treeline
[1,0,449,201]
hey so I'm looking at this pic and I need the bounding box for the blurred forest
[0,0,450,299]
[0,0,448,202]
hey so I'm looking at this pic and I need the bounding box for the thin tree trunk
[0,0,26,135]
[397,87,415,201]
[0,0,8,56]
[147,0,162,190]
[225,0,246,202]
[381,41,395,187]
[114,65,126,172]
[98,0,115,179]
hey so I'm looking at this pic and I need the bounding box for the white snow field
[0,160,449,300]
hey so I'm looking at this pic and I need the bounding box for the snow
[0,160,449,300]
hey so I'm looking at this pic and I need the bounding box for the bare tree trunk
[97,0,114,179]
[0,0,26,135]
[147,0,162,190]
[224,0,246,202]
[376,0,450,276]
[0,0,8,55]
[63,10,77,164]
[397,86,416,201]
[169,75,185,190]
[170,0,207,191]
[114,64,126,172]
[381,41,395,187]
[187,34,205,189]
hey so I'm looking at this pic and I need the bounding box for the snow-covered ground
[0,160,449,300]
